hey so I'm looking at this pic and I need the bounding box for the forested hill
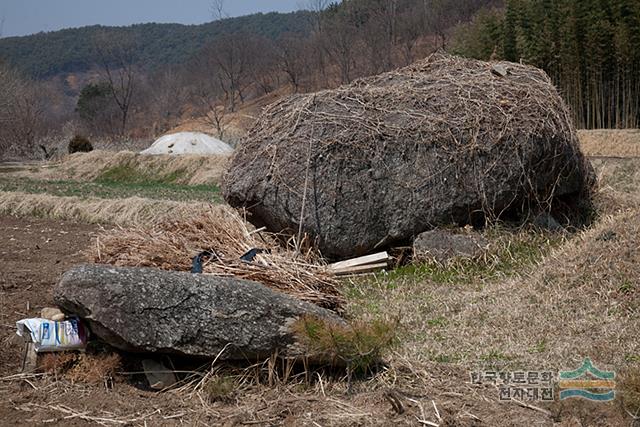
[0,11,312,78]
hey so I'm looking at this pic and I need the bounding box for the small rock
[414,229,489,263]
[142,359,178,390]
[491,64,509,77]
[41,307,65,321]
[533,212,563,232]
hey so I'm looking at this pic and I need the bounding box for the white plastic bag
[16,318,88,352]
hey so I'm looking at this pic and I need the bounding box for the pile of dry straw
[90,205,344,312]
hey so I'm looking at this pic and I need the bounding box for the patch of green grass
[343,227,565,372]
[432,354,458,363]
[0,176,220,203]
[625,355,640,363]
[428,349,471,364]
[619,280,634,294]
[426,316,449,328]
[480,350,515,365]
[432,332,447,342]
[377,228,562,286]
[527,339,547,354]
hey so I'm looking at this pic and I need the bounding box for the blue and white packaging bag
[16,318,88,352]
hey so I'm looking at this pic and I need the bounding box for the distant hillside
[0,11,312,79]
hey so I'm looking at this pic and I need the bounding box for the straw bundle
[90,205,344,312]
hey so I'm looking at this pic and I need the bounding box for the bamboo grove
[453,0,640,129]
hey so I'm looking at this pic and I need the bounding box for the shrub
[292,316,399,375]
[68,135,93,154]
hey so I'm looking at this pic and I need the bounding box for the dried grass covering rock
[225,53,595,258]
[90,206,344,311]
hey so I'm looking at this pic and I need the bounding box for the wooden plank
[22,342,38,373]
[328,252,390,271]
[332,262,389,276]
[248,226,267,236]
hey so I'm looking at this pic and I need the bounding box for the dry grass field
[578,129,640,158]
[18,150,230,186]
[0,130,639,425]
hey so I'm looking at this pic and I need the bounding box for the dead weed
[66,353,122,385]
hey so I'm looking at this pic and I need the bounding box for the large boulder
[224,54,595,259]
[54,264,344,361]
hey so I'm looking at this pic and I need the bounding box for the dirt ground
[0,216,207,426]
[1,131,638,426]
[0,216,98,373]
[0,217,632,426]
[0,216,96,424]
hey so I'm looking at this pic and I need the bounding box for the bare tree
[247,36,279,95]
[137,67,189,136]
[94,32,138,135]
[185,52,229,138]
[204,104,229,140]
[305,0,331,32]
[0,64,45,157]
[276,34,308,92]
[423,0,486,50]
[188,73,229,139]
[211,0,228,21]
[323,5,359,84]
[0,65,18,119]
[303,0,332,86]
[397,3,424,65]
[357,0,400,74]
[200,34,251,112]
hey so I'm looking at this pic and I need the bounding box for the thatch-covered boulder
[224,54,595,259]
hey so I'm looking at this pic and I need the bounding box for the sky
[0,0,303,38]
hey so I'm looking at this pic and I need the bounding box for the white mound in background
[141,132,233,155]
